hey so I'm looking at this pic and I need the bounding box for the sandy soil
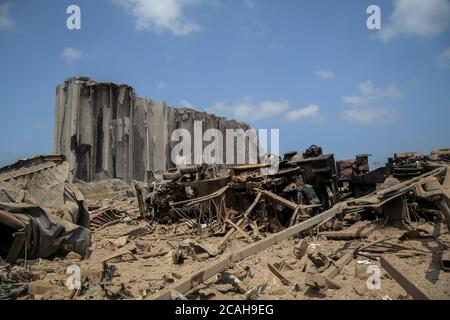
[6,193,448,301]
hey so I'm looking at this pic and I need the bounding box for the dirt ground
[4,191,448,301]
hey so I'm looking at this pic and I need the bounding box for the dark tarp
[0,202,91,263]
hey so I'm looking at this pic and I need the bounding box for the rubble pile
[0,146,449,300]
[0,155,91,265]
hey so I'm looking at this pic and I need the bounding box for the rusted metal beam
[380,255,432,300]
[320,228,373,240]
[152,204,345,300]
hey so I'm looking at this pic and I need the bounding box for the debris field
[1,147,450,300]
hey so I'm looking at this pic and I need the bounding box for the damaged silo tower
[54,77,248,182]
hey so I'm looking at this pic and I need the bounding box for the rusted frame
[262,190,321,229]
[171,186,229,207]
[170,186,229,227]
[350,166,447,209]
[348,166,450,232]
[215,192,262,251]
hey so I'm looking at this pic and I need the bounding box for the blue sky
[0,0,449,167]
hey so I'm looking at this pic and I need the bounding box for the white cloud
[342,81,402,105]
[341,81,402,125]
[375,0,450,42]
[180,99,194,108]
[157,81,167,89]
[62,47,84,63]
[383,84,403,98]
[341,107,395,125]
[315,70,335,80]
[208,97,289,121]
[0,3,14,30]
[283,104,321,122]
[208,98,324,123]
[359,81,376,95]
[243,0,255,8]
[359,81,402,98]
[437,47,450,69]
[213,97,289,120]
[342,95,374,106]
[114,0,202,36]
[36,123,49,130]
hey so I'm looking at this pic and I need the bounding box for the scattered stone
[28,280,53,296]
[110,236,129,248]
[353,281,369,296]
[245,283,268,300]
[305,274,327,291]
[308,252,330,269]
[293,240,309,259]
[65,251,82,260]
[171,272,182,279]
[355,264,370,280]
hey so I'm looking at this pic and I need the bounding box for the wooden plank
[262,190,298,210]
[215,218,244,251]
[262,191,321,211]
[263,190,312,223]
[267,263,292,286]
[142,251,170,259]
[357,237,395,253]
[288,206,300,227]
[322,251,354,278]
[380,255,432,300]
[152,204,344,300]
[226,219,251,240]
[230,206,343,263]
[158,256,233,298]
[243,192,261,218]
[135,185,146,218]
